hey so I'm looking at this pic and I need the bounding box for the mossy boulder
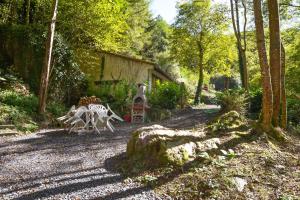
[210,111,245,132]
[127,125,220,166]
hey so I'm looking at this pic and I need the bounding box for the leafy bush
[149,81,185,110]
[216,89,247,116]
[0,90,38,114]
[48,34,88,106]
[0,88,67,132]
[249,89,262,113]
[287,97,300,126]
[0,103,38,133]
[91,81,137,116]
[0,25,87,106]
[47,101,67,118]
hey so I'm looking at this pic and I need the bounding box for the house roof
[98,50,156,65]
[154,66,174,82]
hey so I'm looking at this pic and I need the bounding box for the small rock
[274,164,285,170]
[233,177,247,192]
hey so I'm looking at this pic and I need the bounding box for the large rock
[210,111,245,132]
[127,125,220,166]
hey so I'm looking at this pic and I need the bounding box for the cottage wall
[101,53,153,84]
[76,49,155,94]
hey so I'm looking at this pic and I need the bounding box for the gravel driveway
[0,106,218,200]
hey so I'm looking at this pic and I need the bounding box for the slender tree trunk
[25,0,31,24]
[194,43,204,105]
[280,42,287,129]
[9,0,17,24]
[241,49,249,90]
[237,48,245,87]
[268,0,281,127]
[230,0,249,91]
[224,76,230,90]
[194,62,204,105]
[38,0,58,115]
[253,0,273,132]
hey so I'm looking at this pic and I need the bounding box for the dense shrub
[0,25,87,106]
[0,90,38,114]
[47,101,67,118]
[287,97,300,126]
[249,89,262,113]
[149,81,186,110]
[91,81,137,116]
[0,102,38,133]
[0,89,67,132]
[216,89,247,116]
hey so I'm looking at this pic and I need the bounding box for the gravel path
[0,106,218,200]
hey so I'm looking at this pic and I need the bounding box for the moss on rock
[209,111,245,132]
[126,125,220,167]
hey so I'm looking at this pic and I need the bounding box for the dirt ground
[0,106,218,200]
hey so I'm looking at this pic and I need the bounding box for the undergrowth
[0,89,66,133]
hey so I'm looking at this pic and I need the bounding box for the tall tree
[253,0,273,131]
[126,0,152,56]
[172,0,227,105]
[230,0,249,91]
[38,0,58,114]
[268,0,282,127]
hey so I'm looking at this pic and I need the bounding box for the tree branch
[279,3,300,8]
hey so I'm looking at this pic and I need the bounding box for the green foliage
[287,98,300,126]
[0,91,39,133]
[0,104,38,133]
[209,111,245,132]
[126,0,152,56]
[0,90,38,114]
[216,90,247,116]
[0,88,66,132]
[137,175,158,187]
[49,33,87,105]
[286,30,300,96]
[47,101,67,118]
[59,0,130,52]
[249,89,262,113]
[91,81,137,116]
[0,24,87,105]
[143,16,172,68]
[149,81,185,110]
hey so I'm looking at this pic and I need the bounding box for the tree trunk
[280,42,287,129]
[253,0,273,132]
[268,0,281,127]
[38,0,59,115]
[194,62,204,105]
[230,0,249,91]
[224,76,230,90]
[241,49,249,90]
[9,0,17,24]
[194,43,204,105]
[25,0,31,24]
